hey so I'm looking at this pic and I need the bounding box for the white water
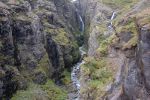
[70,1,85,99]
[111,12,116,20]
[71,0,77,2]
[71,0,84,33]
[78,15,85,33]
[109,12,116,29]
[71,47,86,100]
[79,47,86,56]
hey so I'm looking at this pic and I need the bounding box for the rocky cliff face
[106,6,150,99]
[78,0,150,100]
[0,0,80,99]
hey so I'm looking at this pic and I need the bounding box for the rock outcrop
[0,0,80,99]
[78,0,150,100]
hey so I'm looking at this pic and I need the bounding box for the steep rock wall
[78,0,150,99]
[0,0,80,99]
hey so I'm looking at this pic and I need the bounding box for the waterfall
[71,0,77,2]
[109,12,116,29]
[69,1,85,99]
[75,7,85,33]
[78,14,85,33]
[111,12,116,20]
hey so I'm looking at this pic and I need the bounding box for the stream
[70,1,85,99]
[108,12,116,29]
[69,10,116,100]
[71,46,86,100]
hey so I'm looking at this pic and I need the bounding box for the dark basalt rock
[1,68,17,99]
[0,0,80,98]
[33,71,47,85]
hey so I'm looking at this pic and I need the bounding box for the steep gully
[70,1,116,100]
[70,4,116,99]
[70,8,85,99]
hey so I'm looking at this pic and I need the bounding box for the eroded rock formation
[0,0,80,99]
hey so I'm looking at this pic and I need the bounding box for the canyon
[0,0,150,100]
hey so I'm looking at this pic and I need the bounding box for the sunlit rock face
[76,0,150,100]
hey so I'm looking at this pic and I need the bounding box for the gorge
[0,0,150,100]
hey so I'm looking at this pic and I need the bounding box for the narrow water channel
[71,46,86,100]
[69,1,85,99]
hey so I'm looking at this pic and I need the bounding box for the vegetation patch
[36,53,51,76]
[102,0,139,10]
[11,80,68,100]
[41,80,68,100]
[52,28,69,46]
[96,33,117,56]
[80,57,113,99]
[11,83,49,100]
[61,69,71,85]
[115,18,138,49]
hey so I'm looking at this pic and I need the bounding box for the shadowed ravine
[71,47,86,100]
[70,4,85,99]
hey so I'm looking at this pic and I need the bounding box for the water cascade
[70,9,85,100]
[78,14,85,33]
[109,12,116,29]
[71,47,86,100]
[69,1,85,99]
[111,12,116,20]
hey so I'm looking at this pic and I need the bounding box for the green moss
[44,28,55,34]
[116,18,138,49]
[71,41,80,62]
[102,0,139,9]
[120,19,137,33]
[0,53,14,64]
[83,57,111,80]
[80,57,113,98]
[96,33,117,56]
[61,70,71,85]
[41,80,68,100]
[11,80,67,100]
[36,53,50,76]
[11,83,49,100]
[107,0,139,31]
[53,28,69,45]
[96,23,107,34]
[97,40,109,56]
[116,8,150,50]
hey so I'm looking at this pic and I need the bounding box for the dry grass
[136,8,150,27]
